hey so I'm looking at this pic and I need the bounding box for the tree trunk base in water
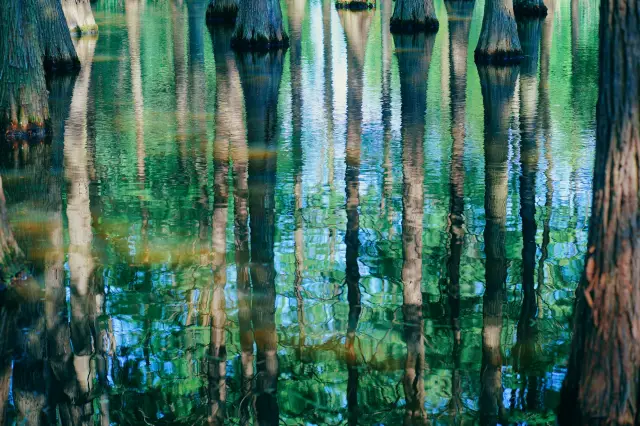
[335,1,375,10]
[231,35,289,51]
[69,25,99,37]
[514,0,548,18]
[206,4,238,25]
[390,17,439,33]
[474,49,523,65]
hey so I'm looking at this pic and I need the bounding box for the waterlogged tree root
[474,49,524,65]
[335,1,375,10]
[514,1,548,18]
[231,34,290,51]
[390,17,439,33]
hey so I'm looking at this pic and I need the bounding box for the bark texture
[206,0,238,24]
[232,0,289,50]
[390,0,439,33]
[474,0,523,64]
[478,65,519,425]
[558,0,640,423]
[61,0,98,36]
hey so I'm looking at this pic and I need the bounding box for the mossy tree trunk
[390,0,439,33]
[395,31,435,426]
[237,49,285,426]
[232,0,289,50]
[61,0,98,36]
[558,0,640,423]
[478,65,519,425]
[474,0,522,64]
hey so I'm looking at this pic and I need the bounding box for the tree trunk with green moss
[474,0,522,64]
[390,0,439,33]
[558,0,640,423]
[232,0,289,50]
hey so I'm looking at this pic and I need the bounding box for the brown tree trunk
[474,0,522,64]
[232,0,289,50]
[558,0,640,423]
[395,30,435,426]
[206,0,238,24]
[478,65,518,426]
[61,0,98,36]
[390,0,439,33]
[237,48,284,426]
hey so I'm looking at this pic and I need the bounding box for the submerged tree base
[474,49,523,65]
[390,17,439,33]
[70,24,99,37]
[514,1,548,18]
[231,35,289,51]
[335,1,375,10]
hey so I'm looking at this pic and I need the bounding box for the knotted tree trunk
[61,0,98,36]
[474,0,523,64]
[558,0,640,423]
[478,65,519,425]
[206,0,238,24]
[231,0,289,50]
[390,0,439,33]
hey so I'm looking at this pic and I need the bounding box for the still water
[1,0,599,423]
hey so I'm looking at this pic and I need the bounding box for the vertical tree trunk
[558,0,640,423]
[232,0,289,50]
[61,0,98,36]
[390,0,439,33]
[338,9,372,425]
[395,30,435,426]
[513,0,547,18]
[478,65,518,425]
[513,19,542,374]
[237,49,284,426]
[206,0,238,24]
[474,0,522,64]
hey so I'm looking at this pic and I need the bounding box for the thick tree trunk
[232,0,289,50]
[395,30,434,426]
[513,0,547,18]
[478,65,518,425]
[390,0,439,33]
[445,1,473,420]
[338,10,371,425]
[237,49,284,426]
[474,0,522,64]
[558,0,640,423]
[206,0,238,24]
[513,19,542,374]
[61,0,98,36]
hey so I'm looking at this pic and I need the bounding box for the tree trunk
[61,0,98,36]
[206,0,238,24]
[478,65,518,425]
[237,48,284,426]
[395,30,435,426]
[558,0,640,423]
[474,0,522,64]
[232,0,289,50]
[513,18,541,374]
[513,0,547,18]
[336,0,374,11]
[390,0,439,33]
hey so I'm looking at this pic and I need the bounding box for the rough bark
[390,0,439,33]
[237,48,284,426]
[206,0,238,24]
[513,0,547,18]
[232,0,289,50]
[478,65,518,425]
[395,30,435,426]
[513,18,542,374]
[474,0,523,64]
[61,0,98,36]
[558,0,640,423]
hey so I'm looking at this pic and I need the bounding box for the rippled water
[0,0,599,423]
